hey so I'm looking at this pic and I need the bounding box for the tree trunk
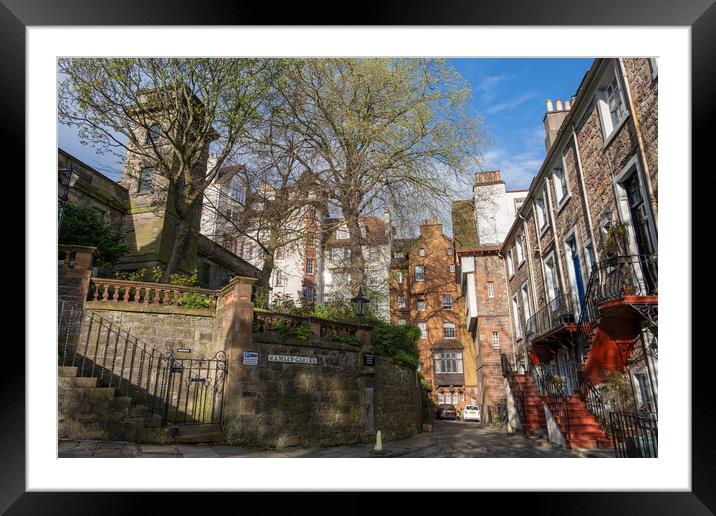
[163,215,194,280]
[258,227,279,289]
[344,208,365,296]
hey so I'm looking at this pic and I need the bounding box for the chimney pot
[564,100,571,110]
[546,99,554,112]
[555,99,563,111]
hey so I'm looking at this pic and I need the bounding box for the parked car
[436,404,458,420]
[462,405,481,422]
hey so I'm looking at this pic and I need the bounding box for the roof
[451,199,479,251]
[324,215,391,247]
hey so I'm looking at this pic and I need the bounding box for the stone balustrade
[58,244,96,270]
[88,277,218,308]
[253,309,370,342]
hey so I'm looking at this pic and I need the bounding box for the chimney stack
[543,97,571,152]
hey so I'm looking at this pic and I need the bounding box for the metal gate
[161,352,228,426]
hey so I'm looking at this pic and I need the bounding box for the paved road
[58,420,588,458]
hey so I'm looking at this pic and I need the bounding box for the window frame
[487,281,495,298]
[418,321,427,339]
[443,323,457,339]
[137,166,156,194]
[596,64,629,144]
[145,123,161,145]
[397,295,406,309]
[305,258,315,275]
[512,295,522,340]
[552,165,570,208]
[414,265,426,282]
[441,294,453,310]
[491,331,500,350]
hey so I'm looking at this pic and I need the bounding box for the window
[146,123,161,144]
[447,248,453,256]
[360,225,367,238]
[449,264,456,273]
[275,247,284,261]
[434,351,463,374]
[553,166,569,205]
[515,234,524,264]
[274,270,285,287]
[512,295,522,339]
[138,167,155,193]
[230,176,244,203]
[415,265,425,281]
[443,323,456,339]
[418,321,427,339]
[305,231,316,249]
[419,248,426,257]
[487,282,494,298]
[514,197,525,211]
[544,254,558,302]
[597,71,628,140]
[521,282,531,322]
[584,241,596,275]
[492,331,500,349]
[535,187,549,231]
[399,319,407,326]
[306,259,315,275]
[397,295,406,309]
[303,286,315,303]
[453,392,459,404]
[438,392,445,404]
[417,299,426,312]
[393,251,405,259]
[369,248,378,261]
[441,294,453,310]
[395,271,404,284]
[331,247,348,261]
[506,251,514,277]
[241,241,254,260]
[336,226,349,239]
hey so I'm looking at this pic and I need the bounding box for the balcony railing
[526,293,576,341]
[590,255,658,305]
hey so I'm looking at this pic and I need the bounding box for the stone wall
[83,303,219,359]
[374,356,422,441]
[223,336,364,448]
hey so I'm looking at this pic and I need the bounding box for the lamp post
[350,288,370,323]
[58,164,80,230]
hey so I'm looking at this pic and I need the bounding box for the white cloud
[479,124,547,190]
[475,75,508,102]
[485,92,536,114]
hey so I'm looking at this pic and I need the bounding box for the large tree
[270,58,484,294]
[58,58,268,279]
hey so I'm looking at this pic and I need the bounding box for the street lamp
[350,289,370,322]
[58,164,80,230]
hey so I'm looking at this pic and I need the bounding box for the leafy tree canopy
[59,203,129,267]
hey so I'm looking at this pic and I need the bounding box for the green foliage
[253,285,271,310]
[59,203,129,267]
[150,266,164,283]
[177,291,213,309]
[371,320,420,368]
[168,268,200,287]
[603,222,630,257]
[275,319,314,340]
[115,268,147,281]
[325,332,361,347]
[419,376,433,392]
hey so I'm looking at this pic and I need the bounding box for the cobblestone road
[59,420,600,458]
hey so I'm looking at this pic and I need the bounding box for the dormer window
[146,123,161,145]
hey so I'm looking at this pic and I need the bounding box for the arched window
[146,123,161,144]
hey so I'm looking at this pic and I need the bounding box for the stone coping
[84,301,215,318]
[253,334,360,353]
[59,244,97,254]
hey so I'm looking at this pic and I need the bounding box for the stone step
[81,387,116,399]
[109,396,132,409]
[129,405,150,417]
[58,366,78,377]
[144,414,163,428]
[173,431,225,444]
[75,377,98,388]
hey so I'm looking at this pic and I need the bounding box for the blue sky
[58,58,594,190]
[449,58,593,192]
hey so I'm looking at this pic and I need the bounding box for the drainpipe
[617,58,658,227]
[498,251,518,369]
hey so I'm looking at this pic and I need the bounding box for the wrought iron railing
[527,292,576,341]
[529,363,571,436]
[501,353,525,428]
[574,254,657,366]
[609,411,658,458]
[58,299,226,426]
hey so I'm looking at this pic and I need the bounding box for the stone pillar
[356,324,376,443]
[213,276,256,440]
[58,244,97,310]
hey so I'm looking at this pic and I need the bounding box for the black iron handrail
[529,363,571,436]
[526,292,576,341]
[609,411,658,458]
[501,353,525,429]
[58,299,226,426]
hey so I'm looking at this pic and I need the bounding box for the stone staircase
[58,365,175,443]
[511,373,611,449]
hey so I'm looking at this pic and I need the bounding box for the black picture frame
[5,0,713,513]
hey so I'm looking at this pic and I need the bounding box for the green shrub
[59,202,129,267]
[325,332,361,346]
[275,319,314,340]
[371,320,420,367]
[177,292,212,309]
[169,268,200,287]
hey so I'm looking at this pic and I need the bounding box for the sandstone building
[499,58,658,449]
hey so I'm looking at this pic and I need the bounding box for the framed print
[4,0,714,512]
